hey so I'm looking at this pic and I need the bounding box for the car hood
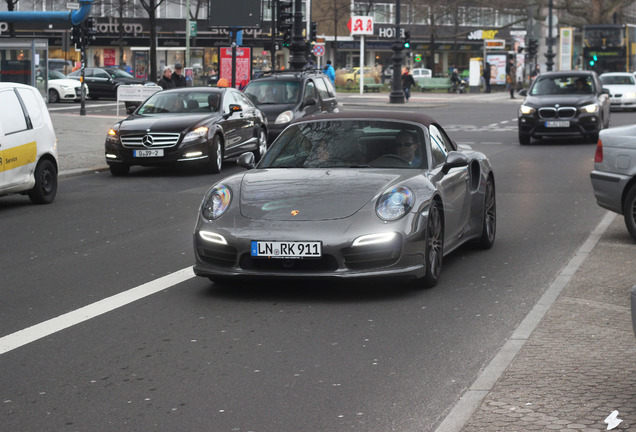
[523,94,597,107]
[49,78,81,88]
[239,169,401,221]
[602,84,636,94]
[118,113,219,133]
[254,103,297,122]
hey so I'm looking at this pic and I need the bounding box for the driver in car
[394,130,422,167]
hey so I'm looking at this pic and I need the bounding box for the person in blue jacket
[323,60,335,84]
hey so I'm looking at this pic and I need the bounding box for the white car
[0,82,58,204]
[412,68,433,86]
[600,72,636,111]
[46,70,88,103]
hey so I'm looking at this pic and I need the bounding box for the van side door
[0,87,37,193]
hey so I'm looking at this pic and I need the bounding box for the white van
[0,83,58,204]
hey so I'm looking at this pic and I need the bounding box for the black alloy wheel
[206,134,223,174]
[421,201,444,288]
[476,176,496,249]
[254,128,267,162]
[48,89,60,103]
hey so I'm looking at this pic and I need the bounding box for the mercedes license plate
[251,241,322,259]
[134,149,164,157]
[545,120,570,128]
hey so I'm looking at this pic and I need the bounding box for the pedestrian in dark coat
[401,67,415,102]
[158,67,175,90]
[171,62,187,87]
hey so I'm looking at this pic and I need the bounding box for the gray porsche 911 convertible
[193,111,496,287]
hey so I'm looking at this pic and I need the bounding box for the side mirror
[602,88,610,95]
[224,104,242,119]
[237,152,256,169]
[442,151,470,174]
[303,97,317,107]
[518,88,528,96]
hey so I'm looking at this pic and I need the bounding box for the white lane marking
[433,211,617,432]
[0,267,196,355]
[47,102,121,112]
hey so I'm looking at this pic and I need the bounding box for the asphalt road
[1,98,631,431]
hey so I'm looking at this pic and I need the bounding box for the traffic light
[590,54,598,66]
[403,30,411,49]
[528,38,538,56]
[309,21,317,43]
[277,0,293,47]
[82,17,97,46]
[70,25,82,50]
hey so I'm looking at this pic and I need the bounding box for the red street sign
[312,45,325,57]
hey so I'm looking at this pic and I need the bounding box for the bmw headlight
[519,104,535,115]
[625,92,636,99]
[375,186,414,221]
[275,110,294,124]
[581,103,599,114]
[201,184,232,220]
[183,126,209,143]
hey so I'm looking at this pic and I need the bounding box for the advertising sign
[560,27,573,71]
[103,48,116,66]
[486,54,507,85]
[220,47,252,89]
[348,16,374,36]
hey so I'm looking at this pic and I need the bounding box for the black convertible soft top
[296,110,437,128]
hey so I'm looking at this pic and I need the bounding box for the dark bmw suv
[518,71,610,145]
[243,70,339,143]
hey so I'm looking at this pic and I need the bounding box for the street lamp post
[545,0,556,71]
[289,0,307,70]
[389,0,404,103]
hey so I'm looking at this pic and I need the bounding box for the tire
[254,128,268,162]
[28,159,57,204]
[519,133,531,145]
[623,183,636,242]
[48,89,60,104]
[109,163,130,176]
[421,201,444,288]
[206,135,223,174]
[476,176,496,249]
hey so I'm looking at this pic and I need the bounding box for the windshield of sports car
[136,91,222,114]
[530,75,596,95]
[260,120,427,169]
[244,80,300,104]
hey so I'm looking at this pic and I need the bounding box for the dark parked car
[243,70,338,142]
[518,71,610,145]
[193,111,496,287]
[67,67,149,99]
[104,87,267,176]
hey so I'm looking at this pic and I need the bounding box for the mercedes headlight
[275,110,294,124]
[581,103,599,114]
[183,126,209,143]
[106,126,120,144]
[375,186,414,221]
[201,184,232,220]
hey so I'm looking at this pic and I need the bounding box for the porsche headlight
[375,186,414,221]
[580,103,599,114]
[183,126,209,143]
[519,104,536,115]
[201,184,232,220]
[275,110,294,124]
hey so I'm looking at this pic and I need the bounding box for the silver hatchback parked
[590,125,636,241]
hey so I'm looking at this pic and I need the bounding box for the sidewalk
[443,213,636,432]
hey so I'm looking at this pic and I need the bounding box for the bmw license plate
[134,149,164,157]
[251,241,322,258]
[545,120,570,128]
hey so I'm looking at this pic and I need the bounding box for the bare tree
[139,0,169,81]
[313,0,350,67]
[530,0,636,26]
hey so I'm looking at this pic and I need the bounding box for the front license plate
[134,149,164,157]
[251,241,322,258]
[545,120,570,128]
